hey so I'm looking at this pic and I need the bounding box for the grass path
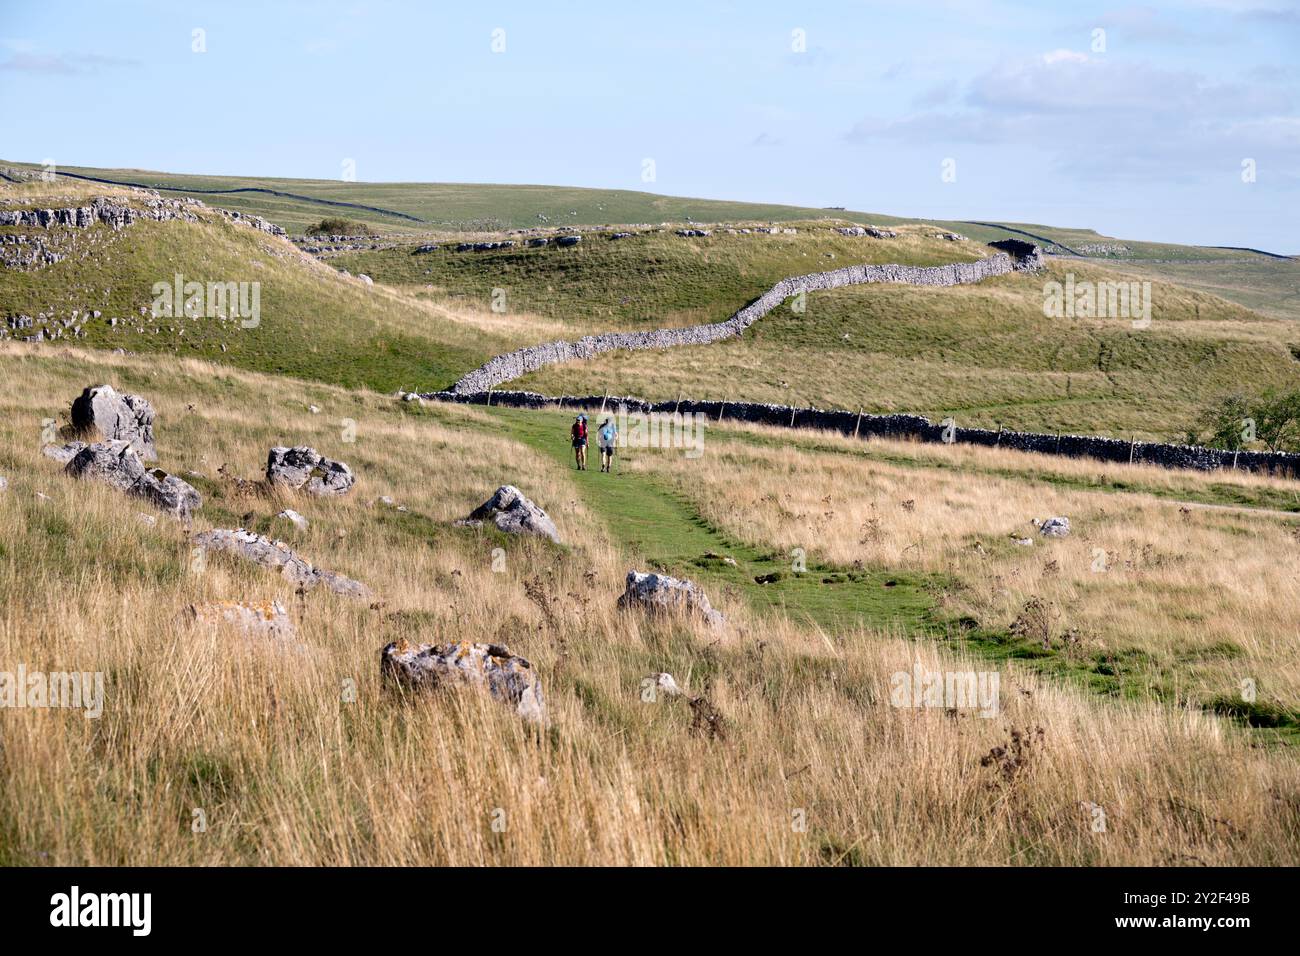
[486,405,938,635]
[483,404,1298,742]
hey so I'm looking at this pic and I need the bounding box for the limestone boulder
[618,570,725,631]
[1038,516,1071,538]
[192,528,371,598]
[43,441,87,464]
[189,600,295,640]
[265,446,355,496]
[70,384,157,461]
[64,440,200,519]
[381,639,546,723]
[457,485,560,543]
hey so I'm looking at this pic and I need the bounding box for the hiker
[597,416,618,472]
[571,414,588,470]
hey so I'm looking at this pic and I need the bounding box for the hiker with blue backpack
[597,416,618,473]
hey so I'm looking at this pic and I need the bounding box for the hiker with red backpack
[571,414,588,470]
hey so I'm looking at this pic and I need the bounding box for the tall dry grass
[0,344,1297,865]
[640,424,1300,709]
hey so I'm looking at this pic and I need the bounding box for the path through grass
[487,405,938,635]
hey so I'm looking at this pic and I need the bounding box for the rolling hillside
[0,180,505,392]
[511,256,1297,440]
[3,174,1296,441]
[6,159,1294,324]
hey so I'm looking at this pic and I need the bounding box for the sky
[1,0,1297,251]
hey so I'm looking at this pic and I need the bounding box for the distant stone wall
[423,388,1300,477]
[449,252,1021,394]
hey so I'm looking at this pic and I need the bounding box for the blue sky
[1,0,1297,250]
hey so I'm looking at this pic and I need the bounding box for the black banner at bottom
[0,866,1280,942]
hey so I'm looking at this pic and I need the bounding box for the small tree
[1252,389,1300,453]
[306,217,369,236]
[1193,393,1253,450]
[1192,389,1300,453]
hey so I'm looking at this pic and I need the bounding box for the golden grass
[636,423,1300,708]
[1,344,1297,865]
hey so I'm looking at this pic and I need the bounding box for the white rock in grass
[189,600,295,640]
[64,440,201,520]
[265,446,355,497]
[192,528,371,599]
[618,570,725,631]
[1037,516,1071,538]
[69,384,157,461]
[43,441,87,464]
[277,508,309,530]
[645,672,684,698]
[381,639,546,724]
[456,485,560,543]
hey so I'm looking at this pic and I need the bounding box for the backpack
[600,425,614,444]
[573,420,587,440]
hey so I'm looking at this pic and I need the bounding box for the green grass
[948,618,1300,744]
[5,173,1296,444]
[486,404,939,634]
[2,160,918,236]
[517,258,1297,440]
[0,197,500,392]
[1092,257,1300,322]
[331,222,983,335]
[486,403,1299,743]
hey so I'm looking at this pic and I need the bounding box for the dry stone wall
[424,389,1300,477]
[449,253,1020,394]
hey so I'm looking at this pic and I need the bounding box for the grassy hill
[2,160,907,236]
[0,180,503,392]
[328,222,985,337]
[2,343,1297,864]
[4,177,1294,440]
[9,158,1294,323]
[5,164,1300,866]
[514,256,1298,440]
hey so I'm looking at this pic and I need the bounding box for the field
[506,255,1294,440]
[2,344,1298,865]
[2,172,1299,867]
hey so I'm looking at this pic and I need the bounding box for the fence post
[853,406,863,440]
[1129,435,1136,465]
[718,397,727,423]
